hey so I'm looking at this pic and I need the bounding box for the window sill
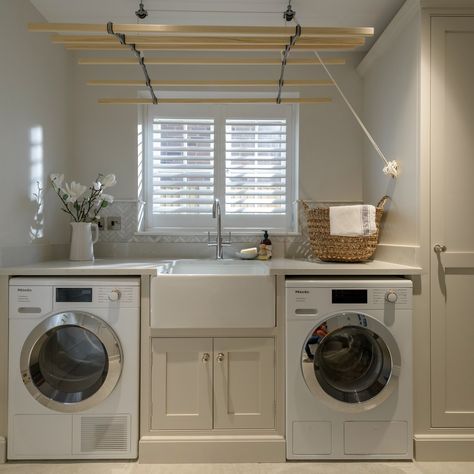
[135,230,301,238]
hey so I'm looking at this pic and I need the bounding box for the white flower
[64,181,88,203]
[102,174,117,188]
[101,193,114,204]
[93,181,102,191]
[50,173,64,188]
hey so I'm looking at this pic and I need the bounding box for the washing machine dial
[385,290,398,304]
[108,289,122,302]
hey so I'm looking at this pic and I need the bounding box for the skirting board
[139,437,286,463]
[0,437,5,464]
[415,435,474,461]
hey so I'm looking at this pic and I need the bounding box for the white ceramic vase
[69,222,99,261]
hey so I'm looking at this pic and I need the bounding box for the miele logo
[17,288,32,292]
[295,290,309,294]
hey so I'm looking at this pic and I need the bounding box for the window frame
[142,94,298,234]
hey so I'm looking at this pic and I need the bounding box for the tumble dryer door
[20,311,122,413]
[301,312,401,412]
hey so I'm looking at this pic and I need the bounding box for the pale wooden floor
[1,462,474,474]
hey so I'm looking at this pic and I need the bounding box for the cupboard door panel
[214,338,275,430]
[431,17,474,427]
[151,338,213,430]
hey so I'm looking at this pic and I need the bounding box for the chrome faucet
[208,198,231,259]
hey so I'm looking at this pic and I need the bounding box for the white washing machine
[286,277,412,460]
[8,277,140,460]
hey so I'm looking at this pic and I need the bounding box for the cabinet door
[151,338,213,430]
[431,17,474,427]
[213,338,275,429]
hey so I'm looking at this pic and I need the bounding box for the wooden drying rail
[29,22,371,105]
[77,57,346,66]
[52,34,366,45]
[87,79,334,87]
[28,23,374,37]
[97,98,332,105]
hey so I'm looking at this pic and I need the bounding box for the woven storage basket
[302,196,389,263]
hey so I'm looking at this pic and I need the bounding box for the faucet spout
[214,198,223,259]
[208,198,231,259]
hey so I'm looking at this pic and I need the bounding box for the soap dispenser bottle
[258,230,272,260]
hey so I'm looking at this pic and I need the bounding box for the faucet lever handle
[207,231,215,247]
[222,231,232,246]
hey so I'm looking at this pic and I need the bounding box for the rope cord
[312,50,399,177]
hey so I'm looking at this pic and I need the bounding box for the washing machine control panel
[286,282,412,317]
[372,288,410,305]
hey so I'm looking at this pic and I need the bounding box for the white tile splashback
[95,199,361,260]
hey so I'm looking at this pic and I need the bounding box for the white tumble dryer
[8,277,140,460]
[285,277,413,460]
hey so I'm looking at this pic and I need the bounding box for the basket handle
[376,195,390,209]
[299,200,310,211]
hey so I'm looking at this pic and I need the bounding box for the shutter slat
[153,146,214,152]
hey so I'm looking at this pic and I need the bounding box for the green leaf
[101,201,109,208]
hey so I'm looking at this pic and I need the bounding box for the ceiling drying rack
[27,6,400,177]
[27,21,373,105]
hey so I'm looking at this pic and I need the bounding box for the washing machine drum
[301,312,401,410]
[20,311,123,413]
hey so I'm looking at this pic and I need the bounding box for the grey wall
[358,1,421,263]
[0,0,72,266]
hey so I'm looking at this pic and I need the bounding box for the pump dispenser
[258,230,272,260]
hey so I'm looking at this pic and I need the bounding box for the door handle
[434,244,447,254]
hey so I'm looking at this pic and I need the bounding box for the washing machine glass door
[20,311,123,413]
[301,312,401,411]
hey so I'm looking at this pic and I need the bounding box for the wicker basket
[302,196,389,263]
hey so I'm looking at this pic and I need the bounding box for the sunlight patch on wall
[29,125,44,240]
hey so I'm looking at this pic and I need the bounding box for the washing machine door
[20,311,122,413]
[301,312,401,412]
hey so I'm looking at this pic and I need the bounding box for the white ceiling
[29,0,407,50]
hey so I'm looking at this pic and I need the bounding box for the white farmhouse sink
[151,259,275,329]
[168,259,268,275]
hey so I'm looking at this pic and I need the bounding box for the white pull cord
[313,50,400,178]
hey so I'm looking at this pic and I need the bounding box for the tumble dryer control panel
[9,277,140,318]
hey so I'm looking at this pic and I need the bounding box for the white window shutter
[152,118,215,215]
[225,119,287,215]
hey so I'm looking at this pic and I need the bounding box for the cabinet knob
[216,353,225,363]
[201,353,210,363]
[434,244,447,254]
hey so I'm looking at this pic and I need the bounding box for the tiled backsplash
[96,200,312,259]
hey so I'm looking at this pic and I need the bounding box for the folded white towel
[329,205,377,237]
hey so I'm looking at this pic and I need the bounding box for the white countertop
[0,258,422,277]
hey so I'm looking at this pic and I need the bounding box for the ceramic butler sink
[168,258,268,275]
[150,259,275,329]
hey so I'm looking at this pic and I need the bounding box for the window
[144,101,298,232]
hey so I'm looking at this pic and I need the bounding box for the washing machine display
[21,311,122,412]
[301,312,400,409]
[286,278,413,460]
